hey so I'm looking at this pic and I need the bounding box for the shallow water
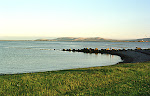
[0,41,149,74]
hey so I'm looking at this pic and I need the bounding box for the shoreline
[63,48,150,64]
[109,50,150,64]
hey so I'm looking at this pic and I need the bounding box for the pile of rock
[62,47,149,53]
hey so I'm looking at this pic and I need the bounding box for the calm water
[0,41,150,74]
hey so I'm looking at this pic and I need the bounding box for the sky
[0,0,150,40]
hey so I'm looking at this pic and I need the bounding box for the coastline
[63,48,150,64]
[109,50,150,64]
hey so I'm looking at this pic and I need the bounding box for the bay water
[0,41,149,74]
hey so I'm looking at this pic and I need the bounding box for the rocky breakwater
[62,48,150,63]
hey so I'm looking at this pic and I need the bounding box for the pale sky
[0,0,150,40]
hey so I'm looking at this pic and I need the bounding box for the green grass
[0,62,150,96]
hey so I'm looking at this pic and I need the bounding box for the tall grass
[0,62,150,95]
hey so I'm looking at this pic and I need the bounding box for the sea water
[0,41,149,74]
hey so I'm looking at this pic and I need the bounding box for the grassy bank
[0,62,150,96]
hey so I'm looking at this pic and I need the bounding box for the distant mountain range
[35,37,115,42]
[35,37,150,42]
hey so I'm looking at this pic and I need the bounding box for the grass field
[0,62,150,96]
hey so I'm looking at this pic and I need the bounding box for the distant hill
[35,37,150,42]
[35,37,118,42]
